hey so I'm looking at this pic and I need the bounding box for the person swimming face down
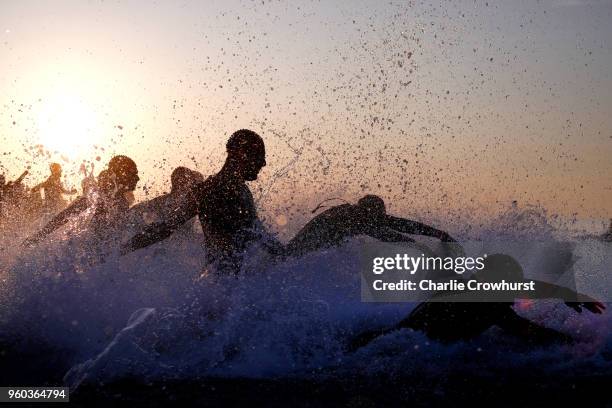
[356,194,387,224]
[349,253,604,350]
[284,193,459,257]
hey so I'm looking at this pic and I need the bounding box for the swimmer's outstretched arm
[519,280,605,314]
[368,227,415,243]
[385,215,455,242]
[121,199,197,254]
[22,196,89,247]
[125,194,165,225]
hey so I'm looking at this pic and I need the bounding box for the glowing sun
[36,92,101,156]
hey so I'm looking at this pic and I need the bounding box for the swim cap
[171,167,191,188]
[108,155,137,175]
[357,194,386,216]
[171,167,202,190]
[226,129,264,153]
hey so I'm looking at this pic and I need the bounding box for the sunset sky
[1,0,611,237]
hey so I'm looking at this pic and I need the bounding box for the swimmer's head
[108,155,139,192]
[357,195,387,221]
[50,163,62,176]
[473,254,524,283]
[171,166,203,192]
[226,129,266,181]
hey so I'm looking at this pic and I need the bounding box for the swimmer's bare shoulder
[121,178,215,254]
[192,174,220,213]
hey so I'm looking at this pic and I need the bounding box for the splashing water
[0,202,610,389]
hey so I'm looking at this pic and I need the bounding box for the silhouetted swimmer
[89,157,139,231]
[32,163,77,214]
[122,129,271,273]
[284,194,457,257]
[128,166,204,226]
[349,254,604,350]
[0,170,29,220]
[170,166,205,193]
[22,156,140,247]
[0,170,28,199]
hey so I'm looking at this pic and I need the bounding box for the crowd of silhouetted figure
[0,129,606,349]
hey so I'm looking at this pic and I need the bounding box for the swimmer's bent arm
[22,196,89,247]
[386,215,455,242]
[121,198,198,254]
[30,180,47,193]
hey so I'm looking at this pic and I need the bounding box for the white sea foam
[0,204,609,387]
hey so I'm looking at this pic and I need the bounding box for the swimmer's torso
[286,204,371,254]
[91,190,130,233]
[194,173,257,254]
[41,176,67,211]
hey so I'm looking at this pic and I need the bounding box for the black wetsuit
[349,299,570,351]
[285,204,450,257]
[406,300,573,344]
[286,205,362,254]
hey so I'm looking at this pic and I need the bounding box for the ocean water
[0,204,610,391]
